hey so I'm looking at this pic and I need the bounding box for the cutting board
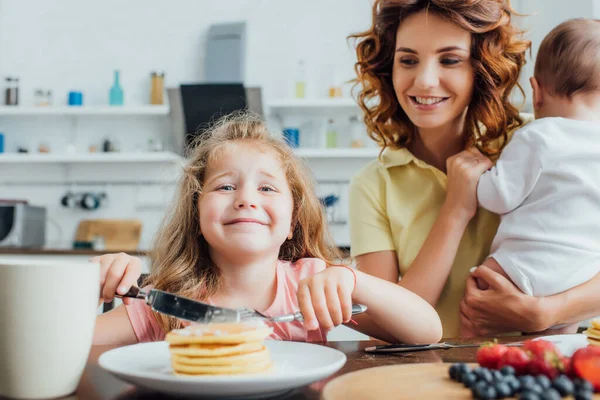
[75,219,142,251]
[322,363,599,400]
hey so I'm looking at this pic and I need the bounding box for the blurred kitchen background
[0,0,597,274]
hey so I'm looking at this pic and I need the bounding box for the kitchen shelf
[268,98,360,112]
[0,105,169,116]
[293,148,379,158]
[0,152,183,163]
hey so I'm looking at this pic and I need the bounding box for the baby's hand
[90,253,143,306]
[297,266,355,331]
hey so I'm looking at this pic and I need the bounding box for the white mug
[0,258,99,399]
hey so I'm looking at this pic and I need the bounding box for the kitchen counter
[0,247,351,257]
[0,247,149,256]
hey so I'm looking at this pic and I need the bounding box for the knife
[364,341,524,354]
[119,287,240,324]
[119,286,367,324]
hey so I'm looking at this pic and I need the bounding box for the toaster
[0,203,46,248]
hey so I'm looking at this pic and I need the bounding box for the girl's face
[392,11,475,130]
[198,142,294,259]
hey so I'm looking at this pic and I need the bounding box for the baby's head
[149,112,340,302]
[531,19,600,118]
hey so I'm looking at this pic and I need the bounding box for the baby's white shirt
[477,117,600,296]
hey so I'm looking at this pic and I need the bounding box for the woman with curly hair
[348,0,600,338]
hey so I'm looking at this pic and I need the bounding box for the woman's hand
[444,148,493,222]
[297,266,355,331]
[460,265,544,336]
[90,253,143,306]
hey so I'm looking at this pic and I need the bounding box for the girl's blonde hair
[145,112,342,333]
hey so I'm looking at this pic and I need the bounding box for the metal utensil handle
[116,286,148,300]
[364,343,447,353]
[276,303,368,323]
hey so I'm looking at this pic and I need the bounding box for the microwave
[0,204,46,248]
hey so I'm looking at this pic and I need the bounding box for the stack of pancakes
[166,320,274,375]
[583,319,600,346]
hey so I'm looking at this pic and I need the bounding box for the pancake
[169,341,265,357]
[167,320,274,376]
[166,320,273,345]
[583,320,600,346]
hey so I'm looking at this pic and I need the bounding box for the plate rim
[98,339,347,387]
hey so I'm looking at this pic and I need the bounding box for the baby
[466,18,600,336]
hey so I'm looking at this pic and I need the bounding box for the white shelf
[0,105,169,116]
[293,148,379,158]
[268,98,360,112]
[0,152,183,163]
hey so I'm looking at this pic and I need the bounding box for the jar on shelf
[150,71,165,105]
[5,77,19,106]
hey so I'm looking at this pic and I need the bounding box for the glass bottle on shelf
[325,119,338,148]
[349,116,365,148]
[109,70,124,106]
[295,60,306,99]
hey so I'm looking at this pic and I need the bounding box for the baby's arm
[477,132,542,215]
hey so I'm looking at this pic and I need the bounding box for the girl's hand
[444,148,493,222]
[90,253,143,306]
[297,266,355,331]
[460,265,544,335]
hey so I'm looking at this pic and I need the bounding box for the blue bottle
[109,70,124,106]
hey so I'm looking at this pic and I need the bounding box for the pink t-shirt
[125,258,328,343]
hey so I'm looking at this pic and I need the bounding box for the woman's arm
[93,305,139,345]
[357,149,493,306]
[460,266,600,335]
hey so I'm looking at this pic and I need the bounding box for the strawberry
[527,355,561,379]
[560,356,572,377]
[476,342,509,370]
[498,347,530,375]
[571,346,600,391]
[524,339,561,359]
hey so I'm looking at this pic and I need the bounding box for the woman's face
[393,11,475,130]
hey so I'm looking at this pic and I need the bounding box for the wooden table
[72,336,532,400]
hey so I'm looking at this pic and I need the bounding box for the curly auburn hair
[349,0,531,156]
[145,112,342,333]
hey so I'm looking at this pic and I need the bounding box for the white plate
[99,340,347,399]
[534,333,589,357]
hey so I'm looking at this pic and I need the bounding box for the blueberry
[552,375,574,396]
[492,370,505,382]
[535,375,551,390]
[476,385,498,400]
[500,366,516,376]
[494,381,512,398]
[473,382,491,399]
[505,376,522,394]
[519,391,541,400]
[462,372,478,388]
[574,378,594,393]
[574,389,594,400]
[540,388,561,400]
[520,376,538,392]
[449,364,459,381]
[520,375,536,387]
[479,368,495,384]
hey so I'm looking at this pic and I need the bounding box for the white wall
[0,0,374,249]
[512,0,596,106]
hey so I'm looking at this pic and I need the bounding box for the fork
[236,304,367,323]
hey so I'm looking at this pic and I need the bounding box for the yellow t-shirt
[348,114,534,338]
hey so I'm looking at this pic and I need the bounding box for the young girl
[92,113,442,346]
